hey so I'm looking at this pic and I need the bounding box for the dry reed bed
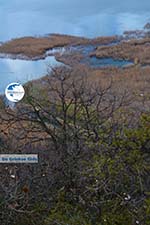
[91,37,150,65]
[0,34,118,59]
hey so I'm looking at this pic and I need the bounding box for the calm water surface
[0,0,150,41]
[0,56,61,93]
[86,57,133,68]
[0,0,150,93]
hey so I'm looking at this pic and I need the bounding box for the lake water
[0,56,61,93]
[0,0,150,93]
[0,0,150,42]
[85,57,133,68]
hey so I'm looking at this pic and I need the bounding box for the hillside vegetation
[0,66,150,225]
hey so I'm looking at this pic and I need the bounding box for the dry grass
[0,34,84,58]
[89,66,150,93]
[91,37,150,64]
[1,64,150,148]
[0,34,118,59]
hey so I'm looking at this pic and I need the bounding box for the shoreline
[0,25,149,68]
[0,26,150,97]
[0,34,119,61]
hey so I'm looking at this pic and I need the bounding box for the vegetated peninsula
[0,34,117,59]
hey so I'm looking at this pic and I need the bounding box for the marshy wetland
[0,29,150,92]
[0,0,150,92]
[1,1,150,225]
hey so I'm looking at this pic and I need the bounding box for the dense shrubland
[0,67,150,225]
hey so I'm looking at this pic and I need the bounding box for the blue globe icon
[5,83,25,103]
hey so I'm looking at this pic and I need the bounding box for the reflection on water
[0,56,61,93]
[0,0,150,41]
[87,57,133,68]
